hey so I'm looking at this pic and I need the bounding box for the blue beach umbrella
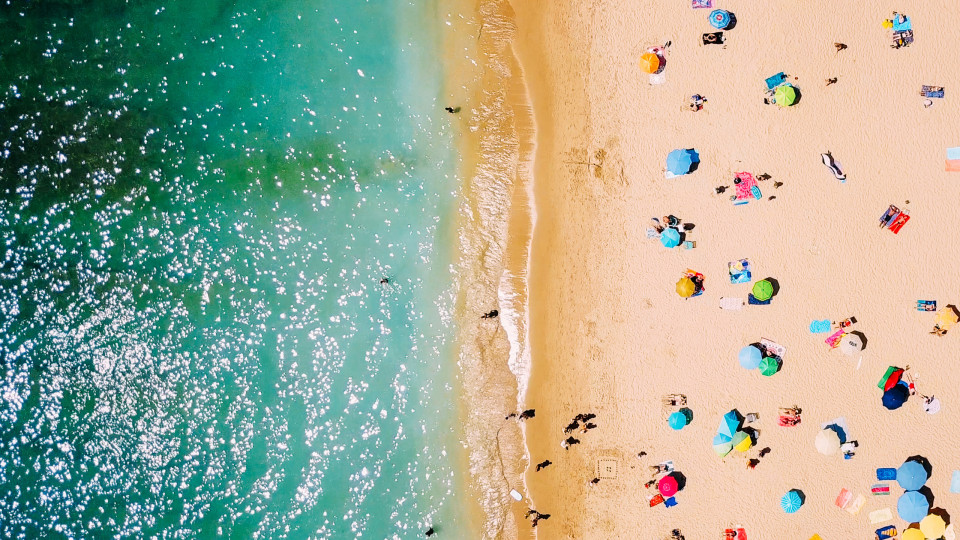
[897,460,929,491]
[781,490,803,513]
[897,490,930,523]
[709,9,731,30]
[738,345,762,370]
[666,149,699,176]
[660,227,681,248]
[718,410,743,439]
[882,383,909,410]
[668,411,688,430]
[713,432,733,456]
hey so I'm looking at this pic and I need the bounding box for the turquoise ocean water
[0,1,468,537]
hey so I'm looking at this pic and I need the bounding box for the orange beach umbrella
[640,52,661,74]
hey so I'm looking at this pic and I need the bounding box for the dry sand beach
[489,0,960,538]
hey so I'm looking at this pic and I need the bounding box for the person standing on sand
[588,477,600,487]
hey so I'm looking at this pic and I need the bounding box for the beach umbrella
[780,490,803,513]
[718,410,743,439]
[839,333,863,356]
[901,529,925,540]
[658,474,679,497]
[935,305,960,331]
[668,411,688,430]
[759,356,780,376]
[878,366,905,391]
[660,227,681,248]
[775,84,797,107]
[640,52,661,74]
[897,491,930,523]
[732,431,752,452]
[738,345,762,370]
[815,428,841,455]
[713,433,733,456]
[666,149,699,176]
[676,277,696,298]
[752,280,774,301]
[883,383,909,410]
[921,514,947,538]
[709,9,731,29]
[897,460,929,491]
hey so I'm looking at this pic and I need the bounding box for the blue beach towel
[765,72,787,90]
[809,320,831,333]
[947,147,960,160]
[952,470,960,493]
[747,294,770,305]
[892,15,912,32]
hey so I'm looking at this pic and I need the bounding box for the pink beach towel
[734,172,758,200]
[825,329,845,349]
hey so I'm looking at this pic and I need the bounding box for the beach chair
[876,467,896,480]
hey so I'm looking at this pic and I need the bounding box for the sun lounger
[876,467,896,480]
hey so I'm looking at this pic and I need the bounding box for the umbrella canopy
[878,366,905,391]
[713,433,734,456]
[666,149,699,176]
[660,227,681,248]
[921,514,947,538]
[775,84,797,107]
[815,429,841,455]
[676,277,696,298]
[839,333,863,356]
[739,345,763,370]
[718,410,743,439]
[898,491,930,523]
[781,490,803,513]
[759,356,780,376]
[639,52,661,74]
[752,280,774,301]
[668,411,688,430]
[935,305,960,330]
[883,383,910,410]
[901,528,925,540]
[898,460,929,491]
[732,431,752,452]
[709,9,731,29]
[658,474,679,497]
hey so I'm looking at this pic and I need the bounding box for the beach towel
[809,320,831,333]
[821,153,846,181]
[875,525,897,538]
[691,0,712,7]
[892,30,914,48]
[835,488,852,509]
[728,259,752,283]
[765,72,787,90]
[825,329,845,348]
[918,300,937,312]
[649,493,664,507]
[876,467,897,480]
[760,337,785,359]
[892,14,912,32]
[720,297,745,310]
[871,483,890,495]
[777,415,800,426]
[701,32,725,45]
[868,507,892,524]
[952,470,960,493]
[664,496,677,508]
[733,172,757,201]
[888,210,910,233]
[747,294,770,305]
[948,147,960,160]
[922,85,945,98]
[948,147,960,171]
[880,205,900,227]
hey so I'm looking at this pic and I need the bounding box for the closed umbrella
[897,460,929,491]
[921,514,947,538]
[839,333,863,356]
[898,491,930,523]
[901,529,925,540]
[752,280,774,301]
[815,429,841,455]
[781,490,803,513]
[732,431,752,452]
[658,474,679,497]
[709,9,731,29]
[676,277,696,298]
[666,149,699,176]
[660,227,681,248]
[713,433,733,456]
[640,52,661,74]
[668,411,688,430]
[738,345,762,370]
[775,84,797,107]
[883,383,909,410]
[759,356,780,376]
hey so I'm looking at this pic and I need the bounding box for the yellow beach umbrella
[921,514,947,538]
[901,528,924,540]
[732,431,753,452]
[640,52,661,74]
[676,277,696,298]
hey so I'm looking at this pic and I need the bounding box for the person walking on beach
[481,309,499,319]
[536,460,552,471]
[579,422,597,433]
[563,420,579,434]
[561,436,580,449]
[531,513,550,527]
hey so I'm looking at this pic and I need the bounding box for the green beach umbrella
[759,356,780,376]
[752,280,774,301]
[775,84,797,107]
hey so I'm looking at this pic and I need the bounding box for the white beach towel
[720,297,744,310]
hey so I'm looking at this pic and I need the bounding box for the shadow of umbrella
[672,471,687,491]
[918,485,936,508]
[679,407,694,425]
[849,330,868,351]
[825,423,847,444]
[930,507,951,525]
[794,489,806,504]
[763,277,781,296]
[907,455,934,478]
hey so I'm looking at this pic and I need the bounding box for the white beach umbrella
[815,429,841,455]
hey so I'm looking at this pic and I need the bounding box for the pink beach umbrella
[658,474,679,497]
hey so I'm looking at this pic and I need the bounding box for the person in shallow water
[481,309,499,319]
[425,526,436,537]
